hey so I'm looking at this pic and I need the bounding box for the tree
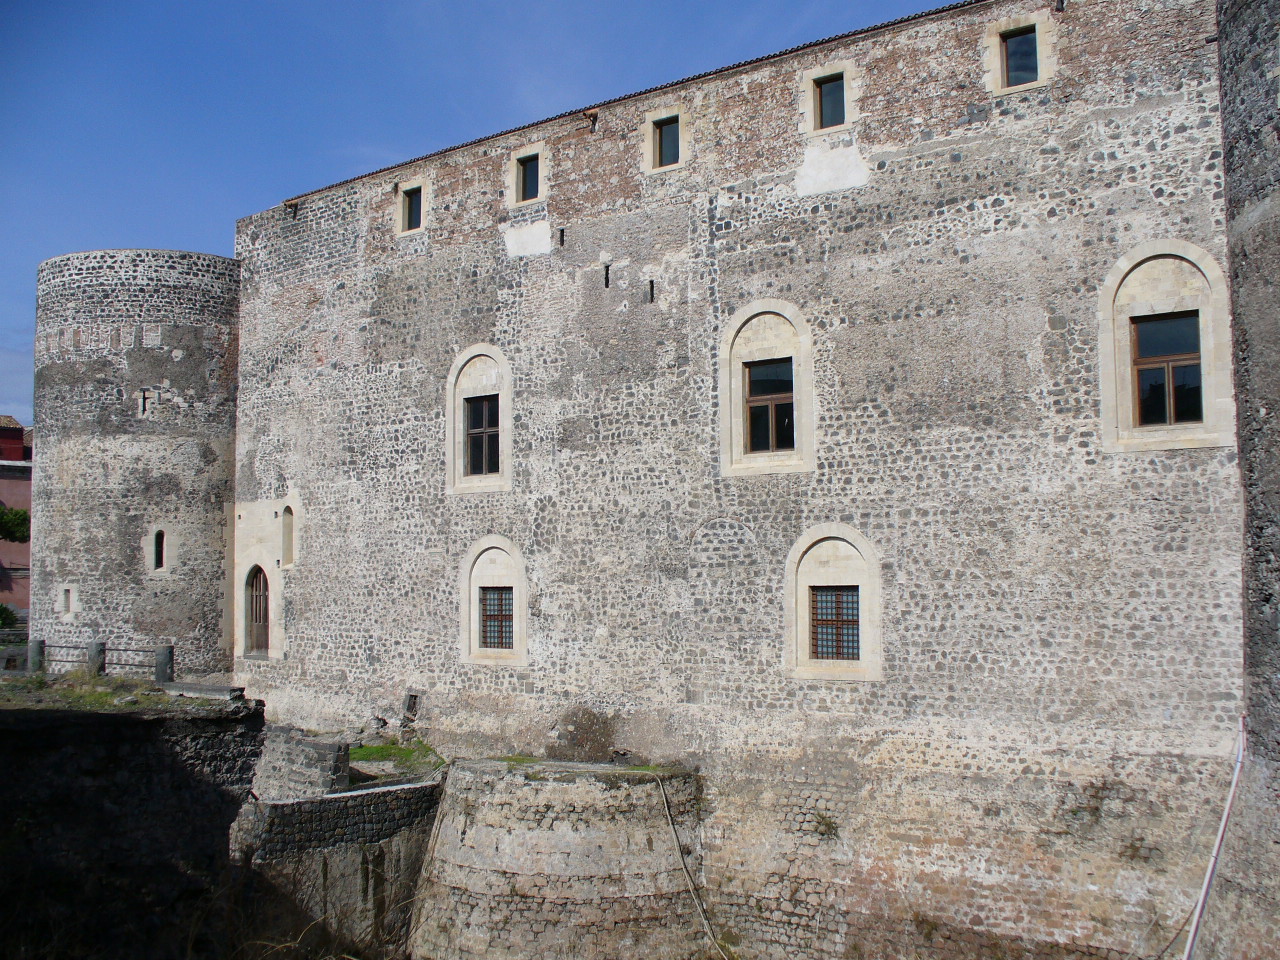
[0,507,29,544]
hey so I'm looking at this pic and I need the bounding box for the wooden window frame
[814,73,845,130]
[1130,312,1203,428]
[1000,25,1038,88]
[517,154,540,202]
[653,115,680,168]
[464,394,501,477]
[810,585,859,661]
[744,357,795,454]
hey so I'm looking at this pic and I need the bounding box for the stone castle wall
[1196,1,1280,957]
[32,249,239,677]
[227,0,1244,954]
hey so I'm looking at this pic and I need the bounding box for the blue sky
[0,0,942,427]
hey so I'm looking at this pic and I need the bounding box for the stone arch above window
[719,299,815,477]
[784,523,883,682]
[446,344,513,494]
[459,535,528,666]
[1097,240,1234,453]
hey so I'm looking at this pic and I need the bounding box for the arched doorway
[246,565,269,654]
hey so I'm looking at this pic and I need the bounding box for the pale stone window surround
[799,61,861,137]
[57,583,80,621]
[719,299,816,477]
[459,535,529,667]
[784,523,883,682]
[983,9,1058,95]
[642,105,689,174]
[395,177,426,236]
[1098,240,1235,453]
[143,524,173,576]
[232,498,293,660]
[281,504,296,568]
[446,345,514,494]
[506,141,546,209]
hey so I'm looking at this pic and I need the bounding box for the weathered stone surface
[411,761,705,960]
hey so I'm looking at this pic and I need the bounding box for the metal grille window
[810,586,859,660]
[815,74,844,129]
[479,586,514,649]
[246,566,269,654]
[465,394,500,476]
[1002,26,1038,87]
[745,358,795,453]
[1133,311,1202,426]
[654,116,680,167]
[517,154,539,201]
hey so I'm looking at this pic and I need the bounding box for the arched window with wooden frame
[245,565,270,656]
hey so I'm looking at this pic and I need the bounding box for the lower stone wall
[232,780,441,954]
[0,701,265,960]
[1196,754,1280,960]
[250,723,350,800]
[411,761,708,960]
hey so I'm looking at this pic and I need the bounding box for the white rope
[652,773,733,960]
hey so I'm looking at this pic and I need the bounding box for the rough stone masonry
[29,0,1278,956]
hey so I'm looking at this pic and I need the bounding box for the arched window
[446,345,513,494]
[245,565,270,656]
[784,524,883,681]
[459,535,528,665]
[153,530,165,570]
[281,506,295,567]
[719,299,815,476]
[1098,240,1235,452]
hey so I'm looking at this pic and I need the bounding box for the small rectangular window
[1002,26,1038,87]
[154,530,165,570]
[1132,312,1202,426]
[517,154,540,202]
[401,186,422,231]
[815,74,845,129]
[465,395,500,476]
[745,358,795,453]
[811,586,859,660]
[63,588,72,613]
[654,116,680,168]
[479,586,514,649]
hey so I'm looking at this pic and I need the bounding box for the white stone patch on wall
[794,140,871,197]
[502,220,552,258]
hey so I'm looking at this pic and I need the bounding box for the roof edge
[280,0,998,206]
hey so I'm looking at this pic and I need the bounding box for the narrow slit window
[1002,26,1038,87]
[479,586,514,649]
[282,506,295,566]
[465,395,501,476]
[745,358,795,453]
[63,588,72,613]
[654,116,680,168]
[811,585,859,660]
[815,74,845,129]
[517,154,540,202]
[402,186,422,231]
[1132,312,1202,427]
[153,530,165,570]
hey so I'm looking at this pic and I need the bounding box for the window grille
[810,585,859,660]
[479,586,514,649]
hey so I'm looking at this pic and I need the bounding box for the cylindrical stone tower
[32,249,239,678]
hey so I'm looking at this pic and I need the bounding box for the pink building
[0,416,32,620]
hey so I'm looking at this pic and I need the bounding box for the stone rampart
[250,723,350,800]
[410,760,706,960]
[232,780,441,955]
